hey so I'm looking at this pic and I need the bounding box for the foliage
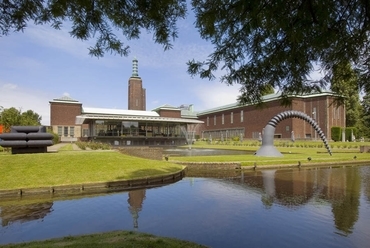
[345,127,358,142]
[47,128,60,144]
[187,0,370,105]
[361,92,370,138]
[75,141,111,150]
[0,0,187,57]
[330,62,361,128]
[2,1,370,105]
[331,127,342,142]
[0,107,41,132]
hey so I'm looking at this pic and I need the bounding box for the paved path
[47,143,81,152]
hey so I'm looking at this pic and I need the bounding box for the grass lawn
[0,230,207,248]
[0,150,184,190]
[171,140,370,166]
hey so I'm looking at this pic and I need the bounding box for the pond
[1,165,370,248]
[163,147,253,156]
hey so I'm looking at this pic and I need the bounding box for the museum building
[49,59,345,145]
[49,59,203,146]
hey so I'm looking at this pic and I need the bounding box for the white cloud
[0,82,52,126]
[26,24,91,59]
[194,82,241,110]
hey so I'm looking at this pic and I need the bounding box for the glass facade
[91,120,186,138]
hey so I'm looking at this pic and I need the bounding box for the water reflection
[0,166,369,248]
[0,202,53,226]
[128,189,146,230]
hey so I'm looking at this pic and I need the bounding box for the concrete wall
[117,147,164,160]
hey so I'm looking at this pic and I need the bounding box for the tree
[361,92,370,138]
[1,1,370,104]
[330,62,361,128]
[0,0,187,56]
[0,107,41,132]
[21,110,42,126]
[188,0,370,105]
[0,107,22,132]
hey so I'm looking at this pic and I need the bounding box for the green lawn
[172,140,369,166]
[0,230,207,248]
[0,150,183,190]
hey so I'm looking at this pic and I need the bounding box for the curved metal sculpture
[255,110,332,157]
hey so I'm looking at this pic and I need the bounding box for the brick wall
[50,102,82,126]
[198,95,344,140]
[159,109,181,118]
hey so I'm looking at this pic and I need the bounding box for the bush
[345,127,358,141]
[331,126,342,142]
[47,129,60,144]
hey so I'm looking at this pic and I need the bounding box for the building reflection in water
[0,202,53,227]
[127,189,146,230]
[238,166,361,236]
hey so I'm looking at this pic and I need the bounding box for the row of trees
[0,107,41,132]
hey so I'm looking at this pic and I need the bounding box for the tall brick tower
[128,57,146,110]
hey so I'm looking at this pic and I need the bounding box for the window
[70,126,75,137]
[83,129,89,137]
[222,114,224,125]
[240,110,243,122]
[231,112,234,124]
[64,127,68,137]
[214,115,216,125]
[136,99,138,106]
[207,117,209,126]
[57,126,62,136]
[312,107,317,120]
[286,126,290,131]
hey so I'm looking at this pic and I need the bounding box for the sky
[0,9,241,126]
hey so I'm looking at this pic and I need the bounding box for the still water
[1,165,370,247]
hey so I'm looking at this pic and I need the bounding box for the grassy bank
[0,150,183,190]
[171,140,370,166]
[0,230,207,248]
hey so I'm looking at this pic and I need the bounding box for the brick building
[49,96,86,142]
[49,58,345,144]
[197,91,345,141]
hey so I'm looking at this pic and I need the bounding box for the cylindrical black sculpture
[0,126,53,154]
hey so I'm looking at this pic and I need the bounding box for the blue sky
[0,11,241,126]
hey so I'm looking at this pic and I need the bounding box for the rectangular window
[207,117,209,126]
[222,114,224,125]
[83,129,89,137]
[214,115,216,125]
[70,126,75,137]
[240,110,243,122]
[231,112,234,124]
[57,126,62,136]
[313,107,317,120]
[64,126,68,137]
[337,107,340,120]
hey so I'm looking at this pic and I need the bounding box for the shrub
[331,126,342,142]
[47,129,60,144]
[345,127,358,141]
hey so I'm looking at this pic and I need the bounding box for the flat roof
[82,107,159,117]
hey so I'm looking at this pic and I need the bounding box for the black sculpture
[0,126,53,154]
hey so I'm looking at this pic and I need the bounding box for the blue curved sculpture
[255,110,332,157]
